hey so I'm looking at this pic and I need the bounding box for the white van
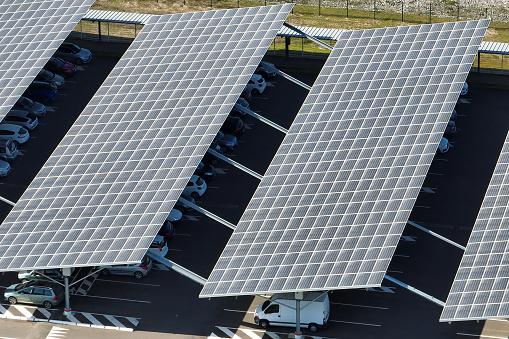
[254,292,330,332]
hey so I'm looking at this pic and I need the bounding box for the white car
[182,175,207,199]
[148,235,168,257]
[37,69,65,88]
[5,110,38,130]
[256,61,278,78]
[14,97,46,117]
[460,82,468,96]
[0,124,29,144]
[167,208,183,223]
[244,74,267,96]
[438,137,450,154]
[101,257,153,279]
[0,160,10,177]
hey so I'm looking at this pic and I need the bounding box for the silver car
[4,281,64,309]
[36,69,65,88]
[4,110,38,130]
[101,256,153,279]
[55,42,92,64]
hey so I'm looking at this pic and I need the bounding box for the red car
[44,57,77,77]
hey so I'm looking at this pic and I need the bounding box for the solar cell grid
[201,20,489,297]
[0,0,95,120]
[442,133,509,321]
[0,4,293,271]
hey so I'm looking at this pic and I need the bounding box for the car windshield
[262,300,270,310]
[15,281,33,291]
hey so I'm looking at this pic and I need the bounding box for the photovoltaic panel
[201,20,489,298]
[0,4,292,271]
[442,130,509,322]
[0,0,95,120]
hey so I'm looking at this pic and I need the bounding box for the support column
[98,21,102,41]
[294,291,303,339]
[62,267,72,316]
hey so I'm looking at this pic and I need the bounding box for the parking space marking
[65,313,80,323]
[329,319,382,327]
[11,305,34,318]
[183,215,200,221]
[217,326,243,339]
[45,326,68,339]
[38,308,52,318]
[82,312,105,326]
[0,304,16,318]
[72,294,151,304]
[457,334,507,339]
[428,172,445,176]
[95,279,160,287]
[330,302,389,310]
[239,328,264,339]
[0,336,17,339]
[414,205,431,209]
[224,308,255,314]
[393,254,410,258]
[387,270,404,274]
[103,314,126,328]
[125,317,139,327]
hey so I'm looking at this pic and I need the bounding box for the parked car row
[0,43,92,179]
[437,82,468,154]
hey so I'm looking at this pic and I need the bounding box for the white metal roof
[83,9,152,25]
[82,10,507,56]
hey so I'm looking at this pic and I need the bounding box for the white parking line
[95,279,160,287]
[12,305,34,318]
[217,326,243,339]
[82,312,103,326]
[0,336,17,339]
[38,308,52,318]
[104,314,126,328]
[414,205,431,209]
[239,328,264,339]
[0,304,16,318]
[330,302,389,310]
[457,333,507,338]
[329,319,381,327]
[393,254,410,258]
[65,312,80,323]
[72,294,150,304]
[223,308,255,314]
[428,172,444,176]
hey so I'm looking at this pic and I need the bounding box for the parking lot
[0,37,508,339]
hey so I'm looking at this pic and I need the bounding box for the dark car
[45,57,77,77]
[24,81,57,104]
[14,97,46,117]
[220,116,245,135]
[158,220,175,242]
[195,161,216,181]
[55,42,92,65]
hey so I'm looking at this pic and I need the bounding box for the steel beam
[283,22,334,51]
[0,196,15,207]
[384,274,445,307]
[240,107,288,134]
[278,70,311,91]
[207,148,263,180]
[177,197,236,230]
[147,252,206,286]
[407,221,465,251]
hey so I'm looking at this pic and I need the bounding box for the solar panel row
[0,5,293,271]
[0,0,95,121]
[442,130,509,322]
[201,19,489,298]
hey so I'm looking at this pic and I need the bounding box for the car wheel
[42,301,52,309]
[308,323,319,333]
[134,271,143,279]
[102,269,110,276]
[7,296,17,305]
[191,192,200,200]
[259,320,269,329]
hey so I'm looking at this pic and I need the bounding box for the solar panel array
[201,20,489,298]
[442,130,509,322]
[0,4,293,271]
[0,0,95,120]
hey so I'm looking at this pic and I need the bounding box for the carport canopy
[201,19,489,298]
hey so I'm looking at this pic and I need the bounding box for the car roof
[0,123,22,131]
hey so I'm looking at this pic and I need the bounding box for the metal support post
[207,148,263,179]
[478,51,481,72]
[178,197,236,230]
[147,252,206,285]
[373,0,376,20]
[384,275,445,307]
[98,21,101,41]
[428,3,432,23]
[283,23,333,51]
[0,196,15,207]
[294,292,303,339]
[278,70,311,91]
[346,0,349,18]
[285,37,290,58]
[62,267,72,316]
[401,1,404,22]
[407,221,465,251]
[318,0,321,15]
